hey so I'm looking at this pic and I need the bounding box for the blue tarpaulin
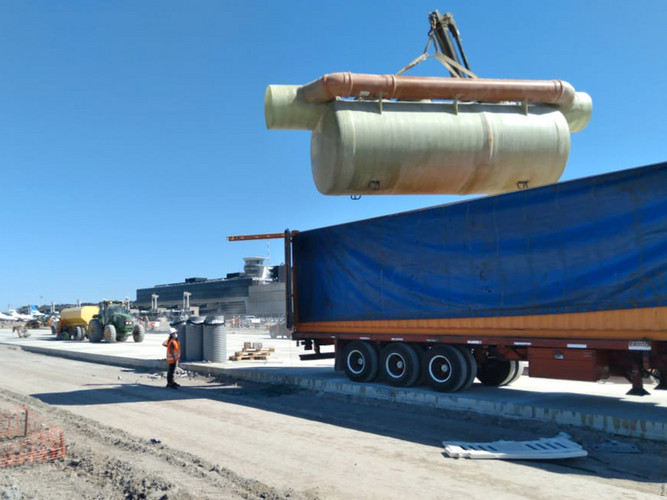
[293,162,667,323]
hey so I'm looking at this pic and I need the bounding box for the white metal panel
[443,432,587,460]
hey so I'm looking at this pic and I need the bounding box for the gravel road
[0,345,665,499]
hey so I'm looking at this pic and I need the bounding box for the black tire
[456,346,478,391]
[380,343,420,387]
[89,320,102,343]
[133,324,145,343]
[74,326,85,341]
[476,359,519,386]
[423,345,468,392]
[498,360,519,386]
[505,361,525,385]
[104,324,117,343]
[343,341,379,382]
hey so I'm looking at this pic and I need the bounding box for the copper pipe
[227,233,287,241]
[299,72,576,106]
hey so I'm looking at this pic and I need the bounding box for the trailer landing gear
[651,370,666,390]
[626,366,650,396]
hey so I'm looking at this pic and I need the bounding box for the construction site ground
[0,326,665,499]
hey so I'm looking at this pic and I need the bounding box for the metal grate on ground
[443,432,587,460]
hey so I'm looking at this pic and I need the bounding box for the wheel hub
[386,354,406,378]
[430,356,452,383]
[348,350,365,374]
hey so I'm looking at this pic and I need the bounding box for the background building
[135,258,285,318]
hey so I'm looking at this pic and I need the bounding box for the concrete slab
[2,327,666,442]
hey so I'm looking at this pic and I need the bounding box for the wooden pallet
[228,344,275,361]
[228,354,269,361]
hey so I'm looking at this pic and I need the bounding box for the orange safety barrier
[0,405,66,468]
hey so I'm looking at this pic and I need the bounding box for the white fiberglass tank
[310,99,572,195]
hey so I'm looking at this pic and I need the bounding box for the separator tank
[312,100,571,195]
[264,75,592,195]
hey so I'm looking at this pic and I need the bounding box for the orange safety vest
[166,338,181,364]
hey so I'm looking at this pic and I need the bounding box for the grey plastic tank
[185,316,204,362]
[203,315,226,363]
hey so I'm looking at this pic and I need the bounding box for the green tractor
[88,300,145,343]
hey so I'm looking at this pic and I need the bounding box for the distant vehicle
[24,318,46,329]
[0,311,17,322]
[57,306,99,340]
[88,300,145,343]
[2,309,33,322]
[29,305,47,319]
[242,315,261,328]
[266,316,291,339]
[1,306,47,323]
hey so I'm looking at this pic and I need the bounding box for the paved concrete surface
[2,326,666,442]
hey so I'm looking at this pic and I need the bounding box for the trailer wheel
[506,361,525,385]
[343,341,378,382]
[423,345,467,392]
[104,324,117,343]
[476,359,519,386]
[380,343,420,387]
[456,346,478,391]
[73,326,85,341]
[133,324,145,343]
[89,320,102,342]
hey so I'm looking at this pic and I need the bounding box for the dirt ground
[0,389,310,500]
[0,346,666,499]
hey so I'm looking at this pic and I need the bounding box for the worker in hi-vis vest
[163,327,181,388]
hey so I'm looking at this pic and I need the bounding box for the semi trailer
[235,162,667,395]
[247,11,665,394]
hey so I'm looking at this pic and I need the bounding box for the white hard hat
[170,327,177,334]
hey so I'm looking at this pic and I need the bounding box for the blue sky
[1,1,666,309]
